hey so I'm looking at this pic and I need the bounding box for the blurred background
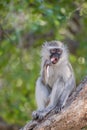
[0,0,87,129]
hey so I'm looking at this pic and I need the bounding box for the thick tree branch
[21,76,87,130]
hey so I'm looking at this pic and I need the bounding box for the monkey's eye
[50,48,62,55]
[50,49,57,54]
[56,49,62,54]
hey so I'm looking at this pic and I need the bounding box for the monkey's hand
[32,110,48,120]
[32,110,45,120]
[42,59,51,84]
[54,101,64,113]
[32,106,54,120]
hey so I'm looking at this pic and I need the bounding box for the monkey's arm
[55,75,76,113]
[41,59,51,85]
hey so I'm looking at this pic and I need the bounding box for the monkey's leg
[32,77,50,120]
[36,79,65,120]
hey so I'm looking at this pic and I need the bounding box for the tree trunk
[21,76,87,130]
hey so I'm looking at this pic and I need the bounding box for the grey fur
[32,41,76,120]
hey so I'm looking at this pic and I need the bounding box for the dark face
[50,48,62,64]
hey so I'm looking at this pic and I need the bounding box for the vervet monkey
[32,41,76,120]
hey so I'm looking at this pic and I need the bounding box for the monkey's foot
[54,106,62,113]
[32,110,40,120]
[32,110,47,120]
[37,112,45,120]
[32,106,54,120]
[32,110,45,120]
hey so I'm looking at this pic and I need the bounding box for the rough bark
[21,76,87,130]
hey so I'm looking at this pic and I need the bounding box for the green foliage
[0,41,40,124]
[0,0,87,126]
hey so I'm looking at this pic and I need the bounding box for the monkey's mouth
[50,53,60,64]
[51,57,59,64]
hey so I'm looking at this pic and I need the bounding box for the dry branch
[20,76,87,130]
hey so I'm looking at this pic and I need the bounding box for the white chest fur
[46,63,72,88]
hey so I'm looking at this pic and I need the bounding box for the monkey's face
[41,41,68,67]
[50,48,62,64]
